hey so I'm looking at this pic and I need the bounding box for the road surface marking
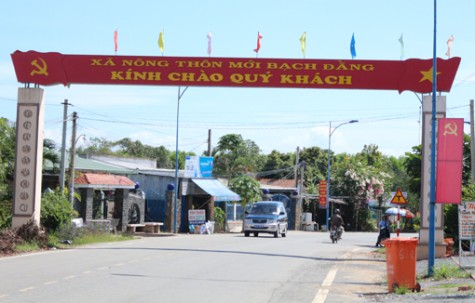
[0,294,9,298]
[64,275,76,280]
[312,266,338,303]
[83,270,92,274]
[18,287,35,292]
[312,249,357,303]
[44,280,58,285]
[98,266,108,271]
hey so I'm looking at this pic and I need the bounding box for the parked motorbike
[330,226,343,243]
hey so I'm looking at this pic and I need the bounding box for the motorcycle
[330,225,343,243]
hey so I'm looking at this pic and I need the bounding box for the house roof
[44,155,135,174]
[74,173,137,189]
[258,178,297,190]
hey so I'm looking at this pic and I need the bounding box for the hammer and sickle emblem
[30,57,49,76]
[443,122,458,136]
[20,203,28,212]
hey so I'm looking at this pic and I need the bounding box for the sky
[1,0,475,158]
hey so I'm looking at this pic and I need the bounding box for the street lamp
[326,120,358,231]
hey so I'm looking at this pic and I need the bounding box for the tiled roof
[259,178,297,189]
[74,173,136,189]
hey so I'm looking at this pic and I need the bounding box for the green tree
[170,150,196,169]
[77,137,114,156]
[356,144,383,168]
[0,118,15,201]
[77,137,180,169]
[212,134,263,178]
[229,174,262,210]
[43,138,60,173]
[403,145,422,203]
[299,146,328,194]
[331,146,391,231]
[259,150,294,179]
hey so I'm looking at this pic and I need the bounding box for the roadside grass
[393,286,409,295]
[48,232,134,248]
[15,241,41,253]
[10,233,134,255]
[431,263,471,280]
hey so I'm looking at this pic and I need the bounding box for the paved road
[0,231,389,303]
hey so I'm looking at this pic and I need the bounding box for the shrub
[0,228,20,255]
[41,188,76,232]
[0,200,12,229]
[214,206,226,232]
[15,220,48,248]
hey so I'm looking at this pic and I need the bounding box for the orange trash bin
[383,237,421,292]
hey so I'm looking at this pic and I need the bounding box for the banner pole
[428,0,438,276]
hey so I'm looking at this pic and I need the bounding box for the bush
[41,188,76,232]
[0,200,12,229]
[15,220,48,248]
[0,228,20,255]
[214,206,226,233]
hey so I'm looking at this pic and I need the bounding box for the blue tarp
[192,179,241,202]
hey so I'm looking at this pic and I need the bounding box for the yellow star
[419,66,441,83]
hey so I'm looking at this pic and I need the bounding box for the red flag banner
[11,51,460,93]
[254,32,263,53]
[436,118,464,204]
[114,30,118,53]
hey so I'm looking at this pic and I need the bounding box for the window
[226,202,244,221]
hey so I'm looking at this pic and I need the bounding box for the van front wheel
[274,225,281,238]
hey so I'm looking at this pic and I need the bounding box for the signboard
[319,180,327,209]
[184,156,214,178]
[188,209,206,225]
[458,202,475,240]
[11,51,460,93]
[390,188,408,205]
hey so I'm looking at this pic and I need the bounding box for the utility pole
[471,99,475,182]
[59,99,69,195]
[294,146,300,189]
[207,129,212,156]
[68,112,78,205]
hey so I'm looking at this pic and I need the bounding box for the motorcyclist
[376,215,391,247]
[330,209,344,239]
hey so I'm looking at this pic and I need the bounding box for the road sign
[391,188,408,205]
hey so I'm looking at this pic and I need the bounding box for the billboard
[184,156,214,178]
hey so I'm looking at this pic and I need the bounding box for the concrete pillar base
[417,242,448,261]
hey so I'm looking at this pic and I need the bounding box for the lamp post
[326,120,358,231]
[173,86,188,234]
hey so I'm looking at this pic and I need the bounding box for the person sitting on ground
[376,215,391,247]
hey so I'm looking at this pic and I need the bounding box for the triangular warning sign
[391,188,407,204]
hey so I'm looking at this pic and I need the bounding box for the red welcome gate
[12,51,460,92]
[9,50,461,233]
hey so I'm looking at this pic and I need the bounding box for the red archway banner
[11,51,460,93]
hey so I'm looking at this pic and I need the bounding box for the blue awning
[192,179,241,202]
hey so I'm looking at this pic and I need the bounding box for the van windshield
[250,204,278,215]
